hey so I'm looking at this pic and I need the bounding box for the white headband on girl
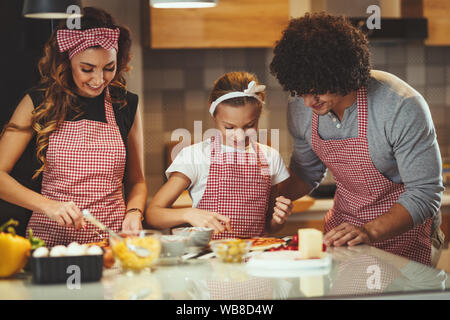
[209,80,266,116]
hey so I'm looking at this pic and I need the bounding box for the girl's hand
[121,211,143,232]
[185,208,232,234]
[271,196,293,225]
[42,200,85,229]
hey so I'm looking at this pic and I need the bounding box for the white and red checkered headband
[209,80,266,116]
[57,27,120,59]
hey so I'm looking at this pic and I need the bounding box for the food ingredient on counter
[35,242,103,257]
[103,247,115,268]
[49,245,67,257]
[210,239,252,263]
[298,228,323,259]
[87,245,103,255]
[112,236,161,270]
[27,228,45,250]
[0,219,31,277]
[66,242,88,256]
[32,247,49,258]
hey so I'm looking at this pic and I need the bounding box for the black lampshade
[22,0,83,19]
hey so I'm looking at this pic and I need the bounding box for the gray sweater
[288,70,444,227]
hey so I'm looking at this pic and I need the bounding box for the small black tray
[31,255,103,284]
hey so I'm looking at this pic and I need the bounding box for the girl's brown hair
[208,71,265,116]
[7,7,132,179]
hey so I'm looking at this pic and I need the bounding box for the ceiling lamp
[22,0,83,19]
[150,0,218,9]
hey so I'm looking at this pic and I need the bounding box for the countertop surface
[290,190,450,221]
[1,245,449,300]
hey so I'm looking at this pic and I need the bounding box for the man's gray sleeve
[386,95,444,226]
[287,100,327,192]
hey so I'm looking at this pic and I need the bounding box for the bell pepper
[0,219,31,278]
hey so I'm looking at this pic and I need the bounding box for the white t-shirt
[166,139,290,207]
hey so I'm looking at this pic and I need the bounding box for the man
[270,12,444,265]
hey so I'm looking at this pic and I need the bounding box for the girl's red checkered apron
[26,88,126,247]
[311,87,432,265]
[196,134,272,240]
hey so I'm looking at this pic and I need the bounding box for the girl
[0,7,146,246]
[146,72,292,239]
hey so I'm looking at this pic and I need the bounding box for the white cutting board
[246,251,331,278]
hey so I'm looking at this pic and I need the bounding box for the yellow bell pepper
[0,219,31,278]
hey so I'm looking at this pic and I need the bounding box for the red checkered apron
[311,87,432,265]
[196,134,272,240]
[26,88,126,247]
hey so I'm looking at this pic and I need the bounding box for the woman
[0,7,146,246]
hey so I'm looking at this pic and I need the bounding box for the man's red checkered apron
[196,134,272,240]
[311,87,432,265]
[26,88,126,247]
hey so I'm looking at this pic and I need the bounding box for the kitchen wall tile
[445,66,450,83]
[405,43,425,65]
[145,152,165,175]
[446,85,450,106]
[144,69,165,90]
[425,86,446,105]
[142,49,164,69]
[265,48,274,67]
[184,67,204,90]
[406,65,426,86]
[370,45,386,65]
[245,48,267,69]
[163,110,186,132]
[203,67,226,89]
[414,86,426,97]
[385,65,406,82]
[265,72,283,89]
[143,131,166,155]
[162,69,184,90]
[185,90,208,111]
[385,44,406,66]
[429,105,447,127]
[143,90,163,113]
[266,89,289,112]
[204,49,224,67]
[426,47,446,65]
[160,50,187,68]
[147,174,165,196]
[426,65,445,86]
[161,90,184,113]
[143,112,163,133]
[183,49,206,68]
[224,49,247,68]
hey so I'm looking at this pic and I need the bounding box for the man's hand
[323,222,371,247]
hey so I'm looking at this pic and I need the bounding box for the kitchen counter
[1,245,449,300]
[288,190,450,223]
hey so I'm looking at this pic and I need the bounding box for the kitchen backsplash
[142,43,450,195]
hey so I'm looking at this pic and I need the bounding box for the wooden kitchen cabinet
[402,0,450,45]
[143,0,289,48]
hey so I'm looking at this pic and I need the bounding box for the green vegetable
[28,228,45,251]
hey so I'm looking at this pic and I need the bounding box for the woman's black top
[0,87,138,236]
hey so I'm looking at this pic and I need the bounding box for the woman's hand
[42,200,84,229]
[271,196,293,225]
[185,208,231,234]
[121,211,143,232]
[323,222,372,247]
